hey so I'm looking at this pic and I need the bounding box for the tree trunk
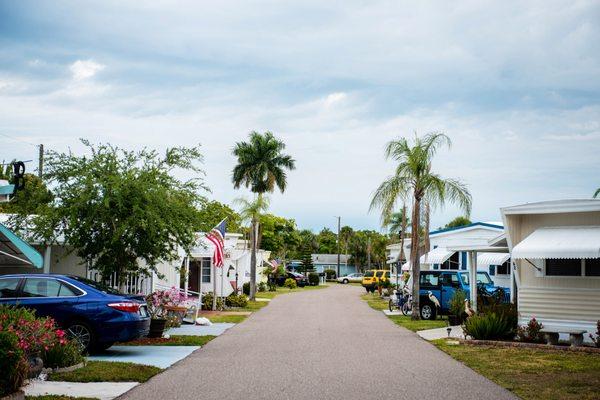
[410,196,422,320]
[250,217,258,301]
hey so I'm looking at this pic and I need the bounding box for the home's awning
[512,226,600,259]
[420,247,455,264]
[477,252,510,266]
[0,223,43,268]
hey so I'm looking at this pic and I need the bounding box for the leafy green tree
[370,133,472,320]
[232,131,296,300]
[294,229,318,258]
[15,140,207,289]
[444,216,471,229]
[0,173,52,214]
[196,200,242,233]
[316,227,337,254]
[259,214,300,262]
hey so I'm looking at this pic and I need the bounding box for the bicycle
[389,285,411,313]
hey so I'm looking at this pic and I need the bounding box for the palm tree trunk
[410,196,422,320]
[250,217,258,301]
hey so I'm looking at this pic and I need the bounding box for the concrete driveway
[120,284,516,400]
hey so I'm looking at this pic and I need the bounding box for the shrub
[226,293,248,308]
[0,331,28,396]
[201,292,224,310]
[308,273,320,286]
[42,339,84,369]
[284,278,297,290]
[590,321,600,348]
[243,282,250,296]
[268,281,277,292]
[516,317,544,343]
[481,302,518,333]
[449,290,467,318]
[462,313,514,340]
[324,269,336,280]
[258,282,267,292]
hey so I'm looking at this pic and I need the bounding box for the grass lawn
[26,397,99,400]
[118,335,216,346]
[48,361,161,383]
[207,314,248,323]
[434,339,600,400]
[361,293,447,331]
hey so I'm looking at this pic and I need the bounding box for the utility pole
[367,236,371,269]
[38,144,44,179]
[336,216,341,278]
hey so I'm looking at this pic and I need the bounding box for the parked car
[417,270,509,320]
[336,273,364,284]
[276,271,308,287]
[0,274,150,353]
[361,269,391,292]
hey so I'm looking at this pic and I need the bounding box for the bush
[226,293,248,308]
[0,331,28,396]
[462,313,514,340]
[324,269,336,280]
[516,317,544,343]
[268,281,277,292]
[243,282,250,296]
[284,278,297,290]
[258,282,267,292]
[201,292,224,310]
[308,273,320,286]
[481,302,518,333]
[590,321,600,348]
[449,290,466,318]
[43,339,84,369]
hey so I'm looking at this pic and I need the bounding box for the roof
[501,199,600,215]
[429,222,504,236]
[477,252,510,266]
[0,222,43,268]
[512,226,600,259]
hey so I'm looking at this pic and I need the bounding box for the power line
[0,132,40,148]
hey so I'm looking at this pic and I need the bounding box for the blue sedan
[0,274,150,353]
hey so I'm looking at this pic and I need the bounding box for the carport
[0,222,43,268]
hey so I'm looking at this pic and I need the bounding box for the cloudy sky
[1,1,599,232]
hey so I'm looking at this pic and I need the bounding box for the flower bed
[454,338,600,354]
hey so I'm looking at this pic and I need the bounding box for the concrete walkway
[120,285,516,400]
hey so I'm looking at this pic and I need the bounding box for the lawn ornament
[464,299,475,317]
[195,317,213,326]
[427,291,441,319]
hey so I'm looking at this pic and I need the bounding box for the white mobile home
[501,199,600,339]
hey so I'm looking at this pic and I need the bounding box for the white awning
[420,247,455,264]
[477,252,510,266]
[512,226,600,259]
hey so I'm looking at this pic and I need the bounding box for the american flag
[206,219,227,268]
[270,259,279,273]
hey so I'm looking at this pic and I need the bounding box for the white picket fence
[86,269,153,295]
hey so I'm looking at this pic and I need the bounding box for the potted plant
[146,287,188,338]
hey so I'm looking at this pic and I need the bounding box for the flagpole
[206,217,227,312]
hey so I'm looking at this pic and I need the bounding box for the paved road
[120,285,516,400]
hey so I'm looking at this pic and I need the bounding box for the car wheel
[342,279,349,284]
[420,304,436,320]
[66,321,95,353]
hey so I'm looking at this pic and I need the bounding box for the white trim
[502,199,600,215]
[519,285,600,292]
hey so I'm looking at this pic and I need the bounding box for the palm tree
[594,188,600,198]
[385,209,410,238]
[370,133,472,320]
[232,131,296,300]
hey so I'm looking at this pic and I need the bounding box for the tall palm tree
[594,188,600,198]
[370,133,472,320]
[232,131,296,300]
[385,209,410,239]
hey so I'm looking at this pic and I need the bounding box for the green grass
[434,339,600,400]
[26,397,99,400]
[208,314,248,323]
[48,361,161,383]
[361,293,447,331]
[118,335,216,346]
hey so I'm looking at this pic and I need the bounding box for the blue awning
[0,184,15,195]
[0,222,43,268]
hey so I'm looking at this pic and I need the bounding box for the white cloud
[69,60,105,81]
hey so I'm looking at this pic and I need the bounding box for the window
[441,273,460,287]
[545,259,581,276]
[497,260,510,275]
[460,272,493,286]
[585,258,600,276]
[420,272,439,287]
[21,278,80,297]
[376,271,384,278]
[0,278,20,298]
[488,265,495,276]
[440,252,459,270]
[364,271,374,277]
[201,258,211,283]
[384,271,391,278]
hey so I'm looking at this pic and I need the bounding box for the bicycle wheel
[388,298,396,312]
[401,300,412,316]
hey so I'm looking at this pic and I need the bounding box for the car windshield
[376,271,384,277]
[460,272,493,286]
[364,271,374,277]
[70,276,123,295]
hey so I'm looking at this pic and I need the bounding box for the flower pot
[148,318,167,338]
[448,315,462,326]
[27,353,44,379]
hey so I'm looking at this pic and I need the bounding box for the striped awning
[420,247,455,264]
[477,252,510,267]
[512,226,600,259]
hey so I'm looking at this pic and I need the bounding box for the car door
[419,271,442,301]
[440,272,461,312]
[17,277,82,325]
[0,277,22,303]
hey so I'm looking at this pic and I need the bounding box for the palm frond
[594,188,600,198]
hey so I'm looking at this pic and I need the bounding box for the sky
[0,0,599,233]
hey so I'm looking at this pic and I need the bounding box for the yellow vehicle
[362,269,391,292]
